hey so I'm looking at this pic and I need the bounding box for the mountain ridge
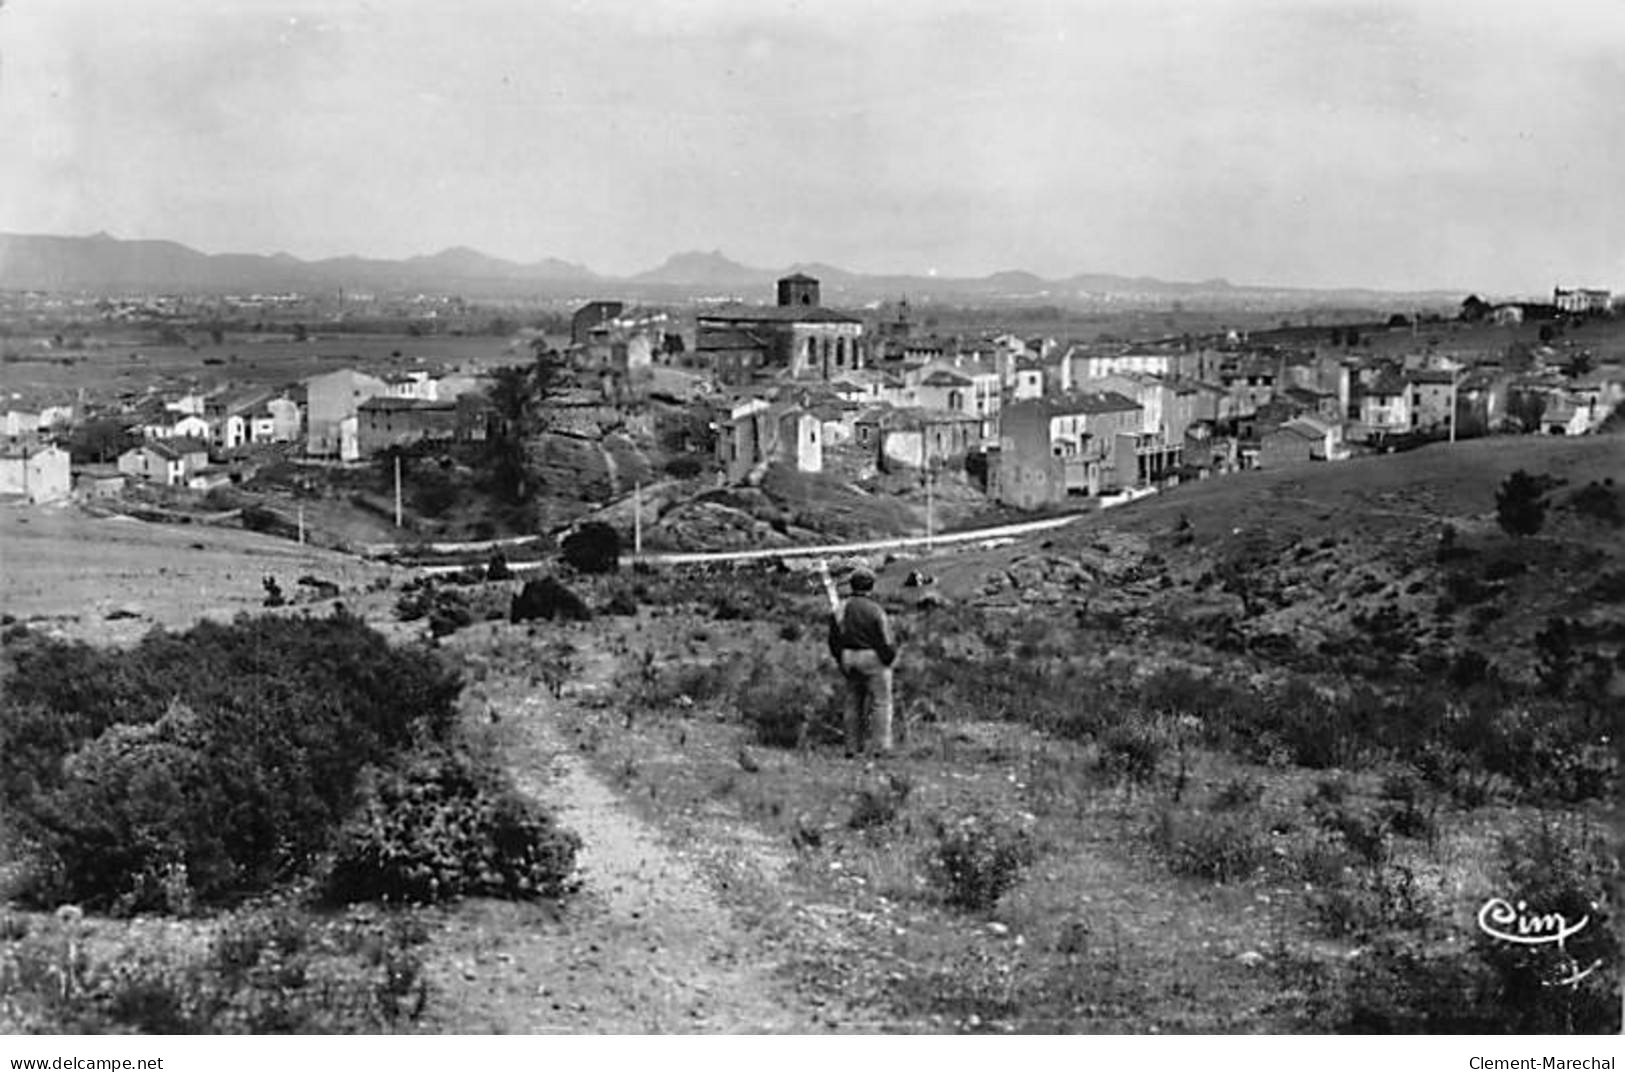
[0,231,1469,306]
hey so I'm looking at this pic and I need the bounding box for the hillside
[917,434,1625,688]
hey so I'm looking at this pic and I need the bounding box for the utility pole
[297,504,305,545]
[925,465,934,548]
[1449,369,1460,445]
[394,453,403,528]
[633,480,643,557]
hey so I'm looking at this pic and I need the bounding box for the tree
[561,522,621,574]
[1495,469,1548,537]
[67,418,140,464]
[1460,295,1491,322]
[1562,351,1597,379]
[1506,390,1547,432]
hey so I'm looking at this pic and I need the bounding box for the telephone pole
[633,481,643,557]
[1449,369,1460,445]
[394,454,403,528]
[925,465,935,548]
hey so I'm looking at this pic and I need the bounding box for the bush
[561,522,620,574]
[1096,718,1164,792]
[924,811,1037,912]
[1151,808,1266,883]
[1567,481,1621,527]
[1312,861,1433,937]
[325,742,580,905]
[1495,469,1548,537]
[510,576,592,623]
[736,658,840,749]
[1,612,463,912]
[664,455,703,480]
[1214,775,1265,810]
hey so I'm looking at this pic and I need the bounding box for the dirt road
[423,662,826,1034]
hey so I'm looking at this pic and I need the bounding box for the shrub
[1312,861,1433,937]
[485,551,514,581]
[1495,469,1548,537]
[1,612,463,911]
[510,576,592,623]
[1567,481,1621,527]
[664,455,703,479]
[1096,717,1164,792]
[561,522,620,574]
[1151,808,1266,883]
[602,586,638,617]
[325,742,581,905]
[924,811,1037,912]
[1214,775,1265,810]
[737,659,840,749]
[847,777,909,831]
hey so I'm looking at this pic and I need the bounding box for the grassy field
[0,502,403,644]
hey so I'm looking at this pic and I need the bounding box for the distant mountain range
[0,231,1465,309]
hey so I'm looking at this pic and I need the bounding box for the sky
[0,0,1620,295]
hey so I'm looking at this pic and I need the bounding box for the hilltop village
[2,274,1621,549]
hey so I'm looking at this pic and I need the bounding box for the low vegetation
[0,611,580,1033]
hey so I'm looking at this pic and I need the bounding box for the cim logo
[1477,897,1603,988]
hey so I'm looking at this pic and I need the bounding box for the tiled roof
[358,396,455,412]
[697,304,861,325]
[1043,390,1143,416]
[695,328,772,352]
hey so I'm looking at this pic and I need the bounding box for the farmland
[2,332,531,403]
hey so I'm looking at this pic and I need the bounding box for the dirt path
[423,657,824,1034]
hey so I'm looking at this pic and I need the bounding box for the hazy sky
[1,0,1620,294]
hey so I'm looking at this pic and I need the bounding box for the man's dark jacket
[827,595,897,667]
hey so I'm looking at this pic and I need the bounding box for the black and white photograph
[0,0,1619,1057]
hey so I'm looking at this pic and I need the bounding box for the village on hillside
[2,276,1620,548]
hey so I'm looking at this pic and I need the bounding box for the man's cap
[848,567,876,591]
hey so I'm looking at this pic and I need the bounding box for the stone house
[715,399,822,484]
[912,361,1001,440]
[1012,359,1046,401]
[990,392,1143,507]
[355,397,464,457]
[118,438,209,486]
[73,464,128,500]
[0,443,71,503]
[1259,416,1344,468]
[1406,370,1456,432]
[1356,373,1411,436]
[874,408,983,472]
[305,369,388,457]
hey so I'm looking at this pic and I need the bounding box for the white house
[118,439,209,486]
[165,391,209,417]
[0,444,71,503]
[4,410,40,439]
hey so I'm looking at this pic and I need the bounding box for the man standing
[827,566,897,758]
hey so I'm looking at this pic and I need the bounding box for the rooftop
[697,304,861,326]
